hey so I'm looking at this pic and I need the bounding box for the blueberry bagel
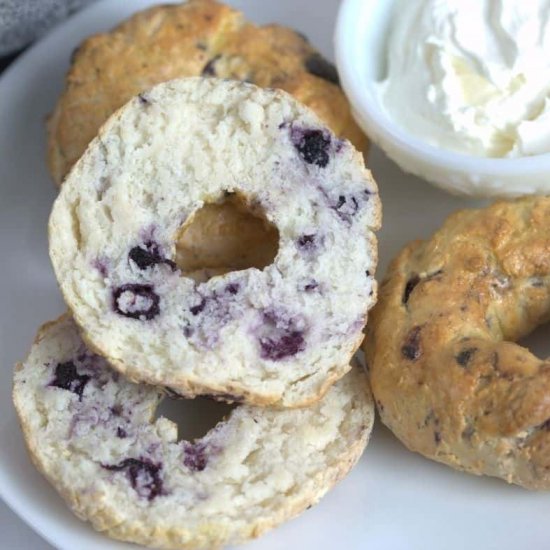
[47,0,366,186]
[48,78,380,407]
[13,316,375,549]
[366,197,550,489]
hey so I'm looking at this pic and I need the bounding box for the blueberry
[403,274,420,305]
[304,281,318,292]
[183,442,208,472]
[201,55,221,76]
[49,361,90,400]
[225,283,240,295]
[304,53,339,84]
[113,284,160,320]
[402,270,443,305]
[190,298,206,316]
[260,330,305,361]
[129,241,175,270]
[333,195,359,221]
[297,234,317,250]
[116,427,128,438]
[401,326,423,361]
[456,347,477,367]
[104,458,164,500]
[129,245,161,269]
[110,405,123,416]
[292,128,331,168]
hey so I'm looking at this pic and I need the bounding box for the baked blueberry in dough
[13,316,375,549]
[48,78,380,407]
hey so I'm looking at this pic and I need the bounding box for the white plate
[1,1,549,549]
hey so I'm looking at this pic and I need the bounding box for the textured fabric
[0,0,96,55]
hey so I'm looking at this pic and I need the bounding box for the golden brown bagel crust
[366,197,550,490]
[47,0,366,185]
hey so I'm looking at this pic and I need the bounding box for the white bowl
[334,0,550,198]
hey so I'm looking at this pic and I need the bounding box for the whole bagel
[366,197,550,490]
[47,0,366,185]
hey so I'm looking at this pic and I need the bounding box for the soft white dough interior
[49,78,379,406]
[13,317,374,547]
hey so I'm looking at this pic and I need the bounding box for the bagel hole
[516,320,550,359]
[175,194,279,282]
[155,394,237,442]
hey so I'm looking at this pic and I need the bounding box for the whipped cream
[378,0,550,157]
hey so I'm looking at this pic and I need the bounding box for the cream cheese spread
[378,0,550,157]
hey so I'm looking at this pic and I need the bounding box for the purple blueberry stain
[103,458,164,501]
[92,258,109,278]
[49,361,90,400]
[257,310,306,361]
[183,442,209,472]
[113,284,160,320]
[260,331,305,360]
[290,127,331,168]
[183,281,244,348]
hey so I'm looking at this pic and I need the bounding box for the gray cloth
[0,0,97,55]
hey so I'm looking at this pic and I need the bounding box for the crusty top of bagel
[47,0,366,185]
[366,196,550,490]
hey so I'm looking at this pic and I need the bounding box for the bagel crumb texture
[13,316,374,549]
[366,197,550,490]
